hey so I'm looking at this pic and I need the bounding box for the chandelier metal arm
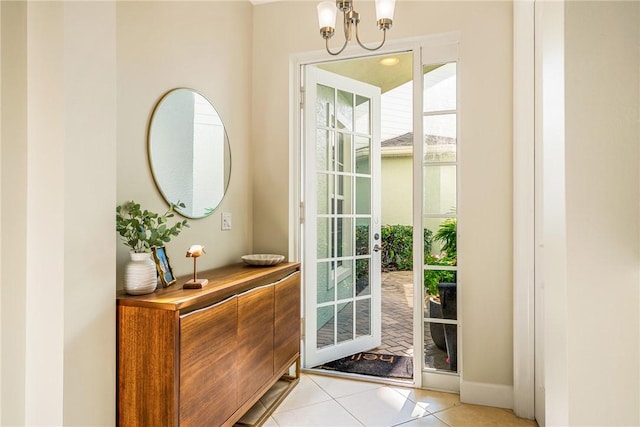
[354,23,387,51]
[326,37,350,56]
[320,1,393,55]
[325,11,351,56]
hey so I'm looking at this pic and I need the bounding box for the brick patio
[315,270,450,370]
[372,271,450,371]
[371,271,415,357]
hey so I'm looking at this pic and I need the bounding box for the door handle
[373,244,382,252]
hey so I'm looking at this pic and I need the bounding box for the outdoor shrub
[355,225,370,288]
[356,222,457,296]
[424,253,456,296]
[379,225,433,271]
[381,225,413,270]
[355,225,369,255]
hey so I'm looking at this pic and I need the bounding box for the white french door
[303,67,382,368]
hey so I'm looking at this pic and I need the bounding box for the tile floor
[262,373,538,427]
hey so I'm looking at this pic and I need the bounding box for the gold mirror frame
[148,88,232,219]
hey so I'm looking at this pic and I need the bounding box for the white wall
[1,2,117,425]
[0,4,3,422]
[1,1,253,425]
[252,0,514,397]
[563,1,640,424]
[116,1,253,283]
[63,3,117,424]
[1,2,28,424]
[25,3,65,423]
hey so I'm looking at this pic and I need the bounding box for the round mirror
[149,88,231,218]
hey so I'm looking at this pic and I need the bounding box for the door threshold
[302,367,416,388]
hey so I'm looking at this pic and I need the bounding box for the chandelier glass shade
[317,0,396,56]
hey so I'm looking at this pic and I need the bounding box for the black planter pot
[437,282,457,319]
[437,282,457,372]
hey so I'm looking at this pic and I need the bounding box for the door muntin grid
[316,86,373,350]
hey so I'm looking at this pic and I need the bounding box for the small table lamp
[183,245,209,289]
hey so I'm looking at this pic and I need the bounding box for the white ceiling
[316,52,413,94]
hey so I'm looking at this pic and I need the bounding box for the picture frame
[152,246,176,287]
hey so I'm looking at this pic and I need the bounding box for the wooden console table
[117,262,301,427]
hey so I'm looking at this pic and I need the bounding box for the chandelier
[317,0,396,56]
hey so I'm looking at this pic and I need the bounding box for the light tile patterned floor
[264,374,538,427]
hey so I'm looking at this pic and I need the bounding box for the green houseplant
[116,200,188,295]
[424,217,457,296]
[425,217,457,370]
[116,200,188,253]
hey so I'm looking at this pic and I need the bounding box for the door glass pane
[355,177,371,214]
[424,219,440,257]
[423,165,456,215]
[424,278,457,318]
[424,114,456,162]
[356,299,371,337]
[337,302,353,343]
[317,217,330,259]
[317,306,334,349]
[423,63,456,112]
[424,320,457,372]
[424,217,457,259]
[316,173,332,215]
[317,261,334,304]
[424,217,458,262]
[336,217,353,258]
[337,260,354,300]
[355,218,370,256]
[317,84,335,128]
[355,136,370,174]
[356,259,370,296]
[355,95,370,134]
[337,90,353,131]
[334,176,353,216]
[316,130,332,171]
[424,216,457,305]
[337,133,353,173]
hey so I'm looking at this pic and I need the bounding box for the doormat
[315,352,413,380]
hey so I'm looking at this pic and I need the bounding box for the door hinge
[300,87,305,108]
[300,317,305,339]
[299,201,305,224]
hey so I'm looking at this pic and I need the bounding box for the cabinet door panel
[180,297,238,427]
[274,272,301,370]
[118,306,179,427]
[237,285,274,404]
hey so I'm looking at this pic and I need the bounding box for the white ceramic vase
[124,252,157,295]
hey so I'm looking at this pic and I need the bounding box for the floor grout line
[432,410,453,427]
[331,395,367,427]
[269,374,537,427]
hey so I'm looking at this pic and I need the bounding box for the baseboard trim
[460,380,514,409]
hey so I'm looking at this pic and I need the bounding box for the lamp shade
[317,1,337,30]
[375,0,396,21]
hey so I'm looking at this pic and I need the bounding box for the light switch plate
[221,212,232,230]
